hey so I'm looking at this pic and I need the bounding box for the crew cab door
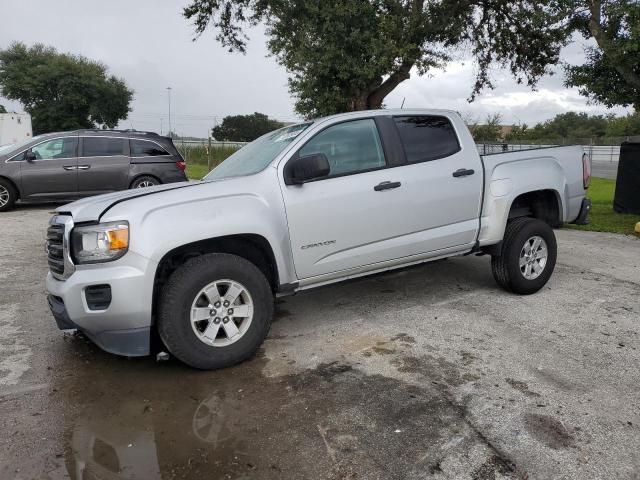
[280,114,483,280]
[77,136,131,194]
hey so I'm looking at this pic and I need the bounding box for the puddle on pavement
[54,338,497,480]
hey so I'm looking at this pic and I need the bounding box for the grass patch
[567,177,640,235]
[179,145,240,180]
[185,163,211,180]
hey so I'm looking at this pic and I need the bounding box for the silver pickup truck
[46,109,592,369]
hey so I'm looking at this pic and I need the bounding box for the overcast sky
[0,0,632,137]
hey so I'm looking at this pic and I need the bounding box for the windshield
[0,135,42,156]
[204,123,312,181]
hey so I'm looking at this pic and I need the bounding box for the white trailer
[0,113,33,147]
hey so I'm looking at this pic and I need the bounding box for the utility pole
[166,87,172,138]
[208,116,217,173]
[160,118,163,136]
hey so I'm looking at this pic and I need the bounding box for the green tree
[564,0,640,109]
[0,104,6,113]
[605,112,640,136]
[505,124,531,142]
[502,112,637,142]
[0,42,133,134]
[184,0,570,118]
[212,112,284,141]
[533,112,611,139]
[468,114,503,142]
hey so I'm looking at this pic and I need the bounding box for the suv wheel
[491,217,557,294]
[131,176,159,189]
[0,179,18,212]
[157,253,273,369]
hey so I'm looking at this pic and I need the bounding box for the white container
[0,112,33,146]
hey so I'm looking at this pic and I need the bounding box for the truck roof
[312,108,461,125]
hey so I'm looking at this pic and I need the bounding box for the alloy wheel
[0,186,9,207]
[519,235,548,280]
[190,279,254,347]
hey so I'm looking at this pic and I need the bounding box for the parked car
[45,109,591,369]
[0,130,187,211]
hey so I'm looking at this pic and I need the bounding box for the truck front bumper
[45,252,156,357]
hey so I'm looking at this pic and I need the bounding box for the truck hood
[57,181,197,223]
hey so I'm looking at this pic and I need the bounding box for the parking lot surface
[1,205,639,479]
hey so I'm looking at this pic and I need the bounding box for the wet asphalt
[1,205,639,480]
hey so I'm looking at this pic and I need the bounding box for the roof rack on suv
[75,129,161,137]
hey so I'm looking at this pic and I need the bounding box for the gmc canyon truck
[46,109,592,369]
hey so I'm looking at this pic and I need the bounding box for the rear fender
[479,156,566,246]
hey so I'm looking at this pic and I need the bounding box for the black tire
[0,178,18,212]
[157,253,273,370]
[491,217,557,295]
[130,175,160,189]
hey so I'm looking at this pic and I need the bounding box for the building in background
[0,112,32,146]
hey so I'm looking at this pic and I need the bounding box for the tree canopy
[505,111,640,142]
[0,104,5,114]
[564,0,640,109]
[185,0,570,118]
[212,112,284,141]
[0,42,133,134]
[468,114,504,142]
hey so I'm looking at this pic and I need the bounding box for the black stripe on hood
[98,182,203,221]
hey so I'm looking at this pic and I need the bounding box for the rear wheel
[491,217,557,294]
[0,179,17,212]
[157,253,273,370]
[130,175,160,189]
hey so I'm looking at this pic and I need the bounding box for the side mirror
[25,151,36,162]
[286,153,330,185]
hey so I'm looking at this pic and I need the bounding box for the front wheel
[491,217,557,295]
[0,179,18,212]
[157,253,273,370]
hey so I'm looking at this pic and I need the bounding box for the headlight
[71,221,129,264]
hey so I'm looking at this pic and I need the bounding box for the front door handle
[62,166,76,171]
[452,168,475,178]
[374,181,402,191]
[77,165,91,170]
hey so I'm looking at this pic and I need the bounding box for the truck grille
[47,224,65,275]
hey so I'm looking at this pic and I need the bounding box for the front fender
[102,176,298,286]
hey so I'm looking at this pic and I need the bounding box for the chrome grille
[47,224,65,275]
[47,215,75,280]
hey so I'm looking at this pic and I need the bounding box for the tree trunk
[366,62,413,109]
[349,95,369,111]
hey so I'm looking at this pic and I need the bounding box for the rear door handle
[77,165,90,170]
[62,166,76,171]
[374,181,401,191]
[452,168,475,178]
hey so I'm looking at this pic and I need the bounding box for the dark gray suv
[0,130,188,211]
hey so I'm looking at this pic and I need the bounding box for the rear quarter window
[130,139,170,157]
[393,116,461,163]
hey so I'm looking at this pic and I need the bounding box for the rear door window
[81,137,127,157]
[393,116,460,164]
[130,139,169,157]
